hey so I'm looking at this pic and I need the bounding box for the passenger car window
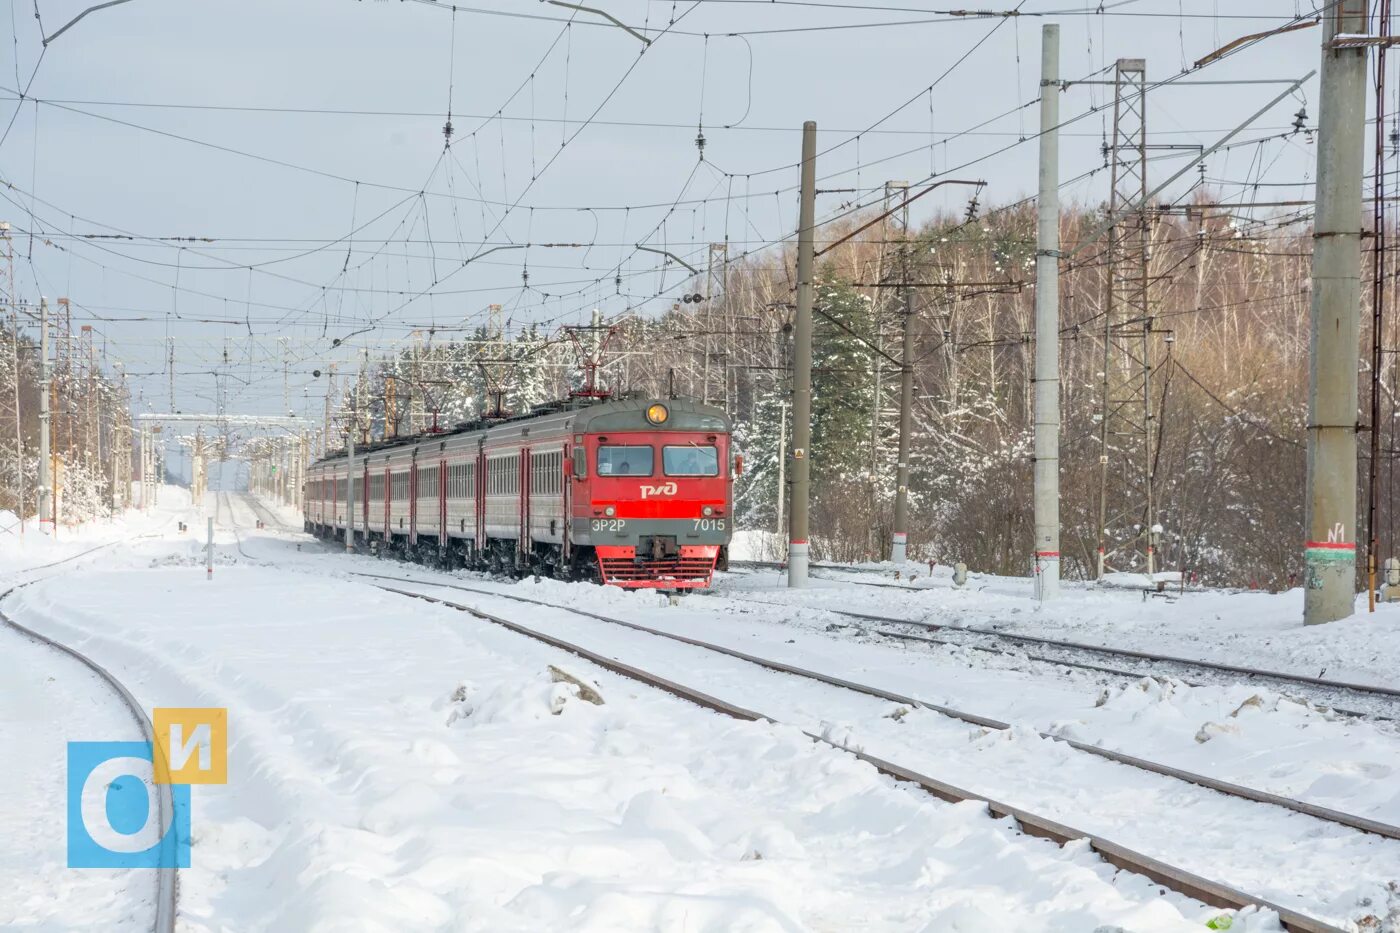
[663,445,720,476]
[597,445,653,476]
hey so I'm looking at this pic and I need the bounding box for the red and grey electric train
[303,396,735,589]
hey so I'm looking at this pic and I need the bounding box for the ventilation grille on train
[597,555,717,588]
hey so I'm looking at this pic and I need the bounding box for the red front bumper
[595,545,720,589]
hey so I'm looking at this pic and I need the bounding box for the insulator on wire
[1292,107,1308,135]
[695,128,706,160]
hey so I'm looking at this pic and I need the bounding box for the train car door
[518,446,531,567]
[474,439,486,556]
[382,464,391,537]
[561,442,571,564]
[356,461,365,541]
[438,452,447,551]
[408,451,418,546]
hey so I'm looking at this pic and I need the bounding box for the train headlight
[702,506,714,516]
[605,506,616,517]
[645,403,669,425]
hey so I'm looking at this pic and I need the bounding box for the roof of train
[309,395,729,469]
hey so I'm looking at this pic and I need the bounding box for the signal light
[646,403,669,425]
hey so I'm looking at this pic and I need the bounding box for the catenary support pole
[1304,1,1369,624]
[1367,0,1391,613]
[1034,23,1062,600]
[37,298,51,530]
[788,120,817,588]
[891,182,913,565]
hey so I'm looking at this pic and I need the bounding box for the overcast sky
[0,0,1336,458]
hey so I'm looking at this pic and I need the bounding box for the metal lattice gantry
[1096,57,1166,580]
[135,412,312,510]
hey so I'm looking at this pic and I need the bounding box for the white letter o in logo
[79,755,170,853]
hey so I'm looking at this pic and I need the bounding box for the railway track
[728,558,925,590]
[8,517,174,579]
[0,580,179,933]
[346,569,1400,836]
[710,578,1400,721]
[353,574,1350,931]
[217,501,1394,929]
[325,568,1392,932]
[238,493,297,533]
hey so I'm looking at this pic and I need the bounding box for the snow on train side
[303,397,736,589]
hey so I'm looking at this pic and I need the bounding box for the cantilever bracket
[546,1,652,46]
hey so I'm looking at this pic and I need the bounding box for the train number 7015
[693,518,725,532]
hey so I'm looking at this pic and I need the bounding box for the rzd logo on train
[66,707,226,868]
[639,482,678,499]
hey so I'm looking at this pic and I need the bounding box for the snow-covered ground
[5,492,1400,931]
[722,539,1400,695]
[0,485,189,579]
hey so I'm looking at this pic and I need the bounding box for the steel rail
[347,570,1400,843]
[9,524,168,575]
[360,577,1346,933]
[239,494,297,533]
[715,567,1400,703]
[220,493,260,562]
[729,559,924,589]
[870,626,1385,721]
[0,583,178,933]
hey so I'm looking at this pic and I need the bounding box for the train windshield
[663,445,720,476]
[597,445,653,476]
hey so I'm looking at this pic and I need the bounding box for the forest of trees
[345,195,1395,590]
[0,315,131,528]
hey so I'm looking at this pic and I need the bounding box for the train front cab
[571,400,733,589]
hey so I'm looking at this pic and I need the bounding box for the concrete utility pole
[1304,0,1369,624]
[788,120,817,588]
[1033,23,1062,600]
[37,298,51,530]
[136,427,144,510]
[322,363,336,456]
[891,181,913,566]
[151,427,161,506]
